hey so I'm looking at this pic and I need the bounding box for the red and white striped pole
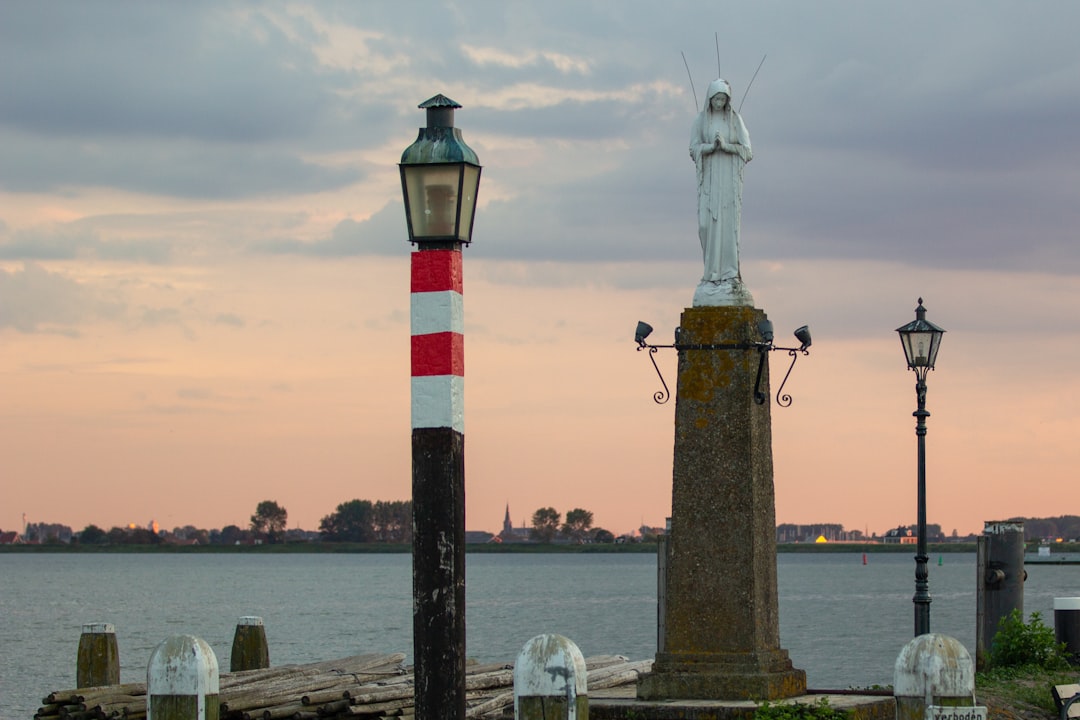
[400,94,480,720]
[411,249,464,431]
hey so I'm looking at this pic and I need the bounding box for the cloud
[258,202,406,257]
[0,5,338,144]
[0,132,365,199]
[0,224,172,263]
[0,263,124,334]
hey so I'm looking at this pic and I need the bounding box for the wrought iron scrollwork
[638,344,671,404]
[635,322,810,408]
[773,348,808,407]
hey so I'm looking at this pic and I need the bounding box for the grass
[976,664,1078,719]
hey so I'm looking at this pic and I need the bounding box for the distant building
[498,505,532,543]
[465,530,495,544]
[883,526,917,544]
[0,531,24,545]
[777,523,863,543]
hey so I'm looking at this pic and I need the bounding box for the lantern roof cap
[418,94,462,110]
[896,298,946,334]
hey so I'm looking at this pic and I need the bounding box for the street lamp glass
[401,162,480,243]
[896,299,945,370]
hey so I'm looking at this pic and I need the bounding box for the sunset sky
[2,2,1079,538]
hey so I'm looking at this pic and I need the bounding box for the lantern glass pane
[902,330,935,368]
[404,165,462,239]
[457,165,480,242]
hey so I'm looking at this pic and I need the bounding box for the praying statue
[690,78,753,307]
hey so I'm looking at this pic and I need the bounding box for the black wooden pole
[412,426,466,720]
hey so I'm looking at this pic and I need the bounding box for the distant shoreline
[0,541,992,554]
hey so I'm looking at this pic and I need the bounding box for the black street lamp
[896,298,946,637]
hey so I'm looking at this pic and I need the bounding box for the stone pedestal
[637,306,805,701]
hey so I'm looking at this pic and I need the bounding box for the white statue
[690,78,753,307]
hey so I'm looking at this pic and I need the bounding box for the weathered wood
[412,427,467,720]
[77,624,121,689]
[42,652,650,720]
[232,618,271,673]
[258,701,306,720]
[315,698,350,715]
[300,689,349,706]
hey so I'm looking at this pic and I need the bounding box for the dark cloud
[0,132,364,199]
[0,4,337,143]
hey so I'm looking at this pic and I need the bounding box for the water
[1,552,1078,719]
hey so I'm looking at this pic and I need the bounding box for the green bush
[754,698,850,720]
[989,609,1069,670]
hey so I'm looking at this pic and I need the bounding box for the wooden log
[47,683,147,705]
[300,689,350,706]
[258,701,307,719]
[463,691,513,719]
[315,699,350,715]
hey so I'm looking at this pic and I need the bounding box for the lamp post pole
[896,298,945,638]
[913,367,931,637]
[400,95,481,720]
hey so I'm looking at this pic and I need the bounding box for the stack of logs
[35,652,651,720]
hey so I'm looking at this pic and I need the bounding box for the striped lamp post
[400,94,480,720]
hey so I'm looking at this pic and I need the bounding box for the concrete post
[230,616,269,672]
[514,634,588,720]
[77,622,120,688]
[976,521,1025,670]
[147,635,220,720]
[895,634,980,720]
[637,306,805,701]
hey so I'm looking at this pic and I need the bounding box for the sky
[2,2,1079,539]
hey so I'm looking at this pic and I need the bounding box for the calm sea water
[1,552,1078,719]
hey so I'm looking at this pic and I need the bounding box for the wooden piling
[77,622,120,688]
[231,616,270,672]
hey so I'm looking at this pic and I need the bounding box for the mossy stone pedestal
[637,306,806,701]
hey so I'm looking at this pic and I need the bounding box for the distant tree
[250,500,288,543]
[106,526,129,544]
[591,528,615,543]
[78,525,107,545]
[561,508,594,542]
[531,507,561,543]
[372,500,412,543]
[219,524,248,545]
[320,500,375,542]
[173,525,210,545]
[127,527,161,545]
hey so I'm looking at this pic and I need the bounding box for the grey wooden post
[976,521,1025,670]
[230,616,269,671]
[77,622,120,688]
[514,634,587,720]
[147,635,219,720]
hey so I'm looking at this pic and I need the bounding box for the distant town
[3,500,1079,547]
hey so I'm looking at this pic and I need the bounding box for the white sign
[928,706,987,720]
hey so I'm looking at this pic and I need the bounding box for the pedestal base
[638,650,806,701]
[693,279,754,307]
